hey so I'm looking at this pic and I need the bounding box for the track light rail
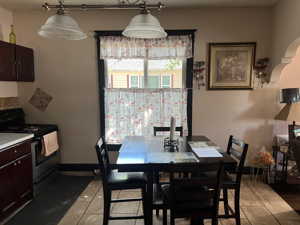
[42,2,165,11]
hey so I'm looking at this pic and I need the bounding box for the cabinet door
[0,41,16,81]
[16,45,34,82]
[13,154,33,201]
[0,162,17,217]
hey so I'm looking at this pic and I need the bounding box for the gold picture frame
[208,42,256,90]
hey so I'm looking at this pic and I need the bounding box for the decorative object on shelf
[251,146,274,184]
[253,57,270,88]
[193,61,205,89]
[29,88,53,112]
[9,25,16,44]
[252,149,275,168]
[39,0,166,40]
[208,42,256,90]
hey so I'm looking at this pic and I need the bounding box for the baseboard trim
[59,164,99,171]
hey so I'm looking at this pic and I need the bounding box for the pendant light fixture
[38,2,87,40]
[122,7,167,39]
[39,1,166,40]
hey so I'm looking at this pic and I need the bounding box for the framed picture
[208,42,256,90]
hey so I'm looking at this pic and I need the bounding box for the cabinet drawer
[0,142,31,167]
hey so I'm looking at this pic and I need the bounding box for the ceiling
[0,0,279,11]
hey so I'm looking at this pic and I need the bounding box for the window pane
[148,59,183,88]
[162,76,171,88]
[148,76,160,88]
[130,76,139,88]
[107,59,144,88]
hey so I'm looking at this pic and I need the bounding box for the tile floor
[57,178,300,225]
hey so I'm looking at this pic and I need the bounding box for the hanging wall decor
[29,88,53,112]
[208,42,256,90]
[193,61,206,89]
[254,57,270,88]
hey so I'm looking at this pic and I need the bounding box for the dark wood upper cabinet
[16,45,34,82]
[0,41,16,81]
[0,40,34,82]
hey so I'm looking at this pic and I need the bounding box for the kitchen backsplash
[0,97,20,110]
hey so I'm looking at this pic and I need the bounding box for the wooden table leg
[146,171,153,225]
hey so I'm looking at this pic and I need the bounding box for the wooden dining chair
[153,126,183,216]
[153,126,183,137]
[161,162,224,225]
[95,138,147,225]
[219,135,249,225]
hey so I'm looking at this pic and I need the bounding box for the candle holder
[164,137,179,152]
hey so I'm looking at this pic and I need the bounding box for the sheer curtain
[100,35,192,144]
[100,35,193,59]
[105,89,188,144]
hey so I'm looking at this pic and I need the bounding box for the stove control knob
[18,161,21,164]
[13,162,17,166]
[14,150,17,154]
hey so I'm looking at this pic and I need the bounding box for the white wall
[15,7,276,164]
[270,0,300,132]
[271,0,300,67]
[0,6,18,97]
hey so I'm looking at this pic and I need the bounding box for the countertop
[0,133,34,150]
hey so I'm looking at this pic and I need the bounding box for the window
[97,32,195,144]
[106,59,183,88]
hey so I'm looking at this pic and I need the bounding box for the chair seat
[161,184,213,214]
[108,170,147,189]
[202,171,237,189]
[222,172,237,189]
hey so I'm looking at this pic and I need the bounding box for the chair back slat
[153,126,183,137]
[95,137,110,186]
[231,137,245,148]
[226,135,248,185]
[230,147,243,160]
[167,162,224,215]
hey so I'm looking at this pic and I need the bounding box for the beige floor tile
[118,190,142,199]
[108,214,137,225]
[78,213,102,225]
[58,198,91,225]
[111,201,140,214]
[59,177,300,225]
[242,206,281,225]
[85,194,104,214]
[220,218,251,225]
[79,179,101,202]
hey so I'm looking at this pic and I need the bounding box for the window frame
[95,30,196,151]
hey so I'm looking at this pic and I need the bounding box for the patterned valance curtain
[100,35,193,59]
[105,88,188,144]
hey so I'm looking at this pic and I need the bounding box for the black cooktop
[0,108,58,137]
[2,124,58,137]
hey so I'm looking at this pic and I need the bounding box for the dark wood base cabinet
[0,142,33,221]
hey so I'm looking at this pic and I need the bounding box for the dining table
[116,135,237,225]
